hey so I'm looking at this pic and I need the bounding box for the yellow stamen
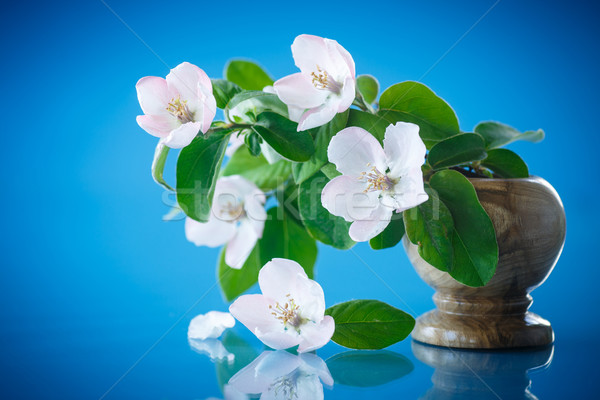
[360,164,394,193]
[166,96,193,123]
[269,294,302,328]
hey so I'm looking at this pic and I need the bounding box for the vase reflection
[412,341,553,400]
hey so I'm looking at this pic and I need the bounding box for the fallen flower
[185,175,266,268]
[188,311,236,340]
[136,62,216,148]
[274,34,356,131]
[321,123,429,242]
[229,258,334,353]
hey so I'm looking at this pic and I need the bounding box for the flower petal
[257,330,302,351]
[225,220,259,269]
[189,338,234,362]
[383,122,426,178]
[321,175,379,222]
[136,114,176,138]
[300,353,334,387]
[162,121,202,149]
[291,34,332,75]
[229,294,283,342]
[185,216,236,247]
[274,73,328,109]
[327,38,355,80]
[258,258,308,303]
[297,315,335,353]
[348,205,394,242]
[188,311,235,340]
[297,103,338,131]
[327,127,387,177]
[199,83,216,133]
[229,351,299,394]
[135,76,171,115]
[166,62,205,102]
[387,166,429,212]
[336,75,356,113]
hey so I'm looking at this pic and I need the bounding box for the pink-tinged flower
[321,123,429,242]
[229,259,335,353]
[186,176,266,268]
[229,350,333,400]
[136,62,216,149]
[274,34,356,131]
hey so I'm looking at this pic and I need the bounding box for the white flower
[228,350,333,400]
[186,176,266,268]
[274,34,356,131]
[136,62,217,148]
[321,122,429,242]
[188,311,236,340]
[229,259,334,353]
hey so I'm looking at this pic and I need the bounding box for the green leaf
[151,141,174,191]
[481,148,529,178]
[403,188,454,271]
[222,146,291,191]
[378,81,459,148]
[326,350,414,387]
[214,330,259,390]
[253,112,315,162]
[474,121,544,149]
[244,130,262,156]
[298,172,355,249]
[356,74,379,104]
[225,60,274,91]
[217,245,261,302]
[259,207,317,278]
[291,110,349,184]
[226,90,288,118]
[320,163,341,179]
[369,216,405,250]
[211,79,242,109]
[346,109,388,144]
[176,130,231,222]
[429,170,498,286]
[427,133,487,170]
[325,300,415,350]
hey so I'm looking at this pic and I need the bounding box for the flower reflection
[228,350,333,400]
[189,338,235,363]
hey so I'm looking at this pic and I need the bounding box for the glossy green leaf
[378,81,459,148]
[481,148,529,178]
[226,90,288,118]
[326,350,414,387]
[369,216,405,250]
[474,121,544,149]
[217,245,261,301]
[356,74,379,104]
[291,110,349,184]
[259,207,317,278]
[325,300,415,349]
[151,141,174,191]
[253,112,315,162]
[298,172,355,249]
[346,109,388,144]
[429,170,498,286]
[225,60,274,91]
[222,146,291,191]
[403,188,454,271]
[428,133,487,170]
[176,130,231,222]
[211,79,242,109]
[214,330,259,390]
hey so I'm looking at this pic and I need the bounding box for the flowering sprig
[136,34,544,351]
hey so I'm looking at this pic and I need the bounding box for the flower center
[217,200,245,221]
[269,294,303,328]
[166,96,194,123]
[360,164,394,193]
[269,374,298,400]
[311,65,341,94]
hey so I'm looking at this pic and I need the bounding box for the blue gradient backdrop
[1,0,598,398]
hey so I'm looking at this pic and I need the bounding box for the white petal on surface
[273,73,328,109]
[135,76,171,115]
[136,114,177,138]
[300,353,334,387]
[185,216,236,247]
[258,259,308,303]
[225,220,258,269]
[321,175,379,222]
[297,316,335,353]
[327,127,387,177]
[383,122,426,178]
[229,294,282,341]
[162,121,202,149]
[348,205,394,242]
[297,103,338,131]
[188,311,235,340]
[189,338,234,362]
[166,62,205,102]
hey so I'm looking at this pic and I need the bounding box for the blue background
[1,0,598,398]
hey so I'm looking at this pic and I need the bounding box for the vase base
[411,310,554,349]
